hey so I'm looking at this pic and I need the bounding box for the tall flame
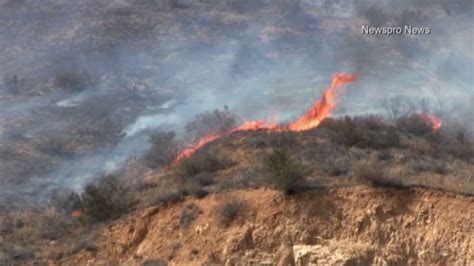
[287,73,358,131]
[167,72,357,168]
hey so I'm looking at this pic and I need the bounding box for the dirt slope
[59,186,473,265]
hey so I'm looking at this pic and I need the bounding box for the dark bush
[216,198,243,227]
[74,175,135,222]
[321,117,366,146]
[433,162,449,175]
[53,71,92,92]
[354,115,387,131]
[263,148,306,195]
[362,130,400,149]
[179,203,202,228]
[194,174,215,187]
[145,131,178,168]
[152,191,185,206]
[177,184,209,199]
[185,106,237,142]
[176,151,233,178]
[321,116,400,149]
[141,259,168,266]
[396,114,433,137]
[377,150,391,161]
[323,157,350,176]
[185,185,209,199]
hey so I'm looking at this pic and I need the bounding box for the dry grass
[352,159,385,184]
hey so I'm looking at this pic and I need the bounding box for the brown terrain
[1,121,473,265]
[60,187,473,265]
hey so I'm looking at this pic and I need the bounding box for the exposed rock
[293,242,373,265]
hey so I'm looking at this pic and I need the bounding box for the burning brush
[418,113,442,131]
[167,72,357,168]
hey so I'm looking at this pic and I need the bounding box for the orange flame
[418,113,442,131]
[71,209,82,218]
[167,72,357,168]
[287,73,358,131]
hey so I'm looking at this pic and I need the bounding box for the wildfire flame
[71,209,82,218]
[286,73,358,131]
[418,113,442,131]
[167,72,357,168]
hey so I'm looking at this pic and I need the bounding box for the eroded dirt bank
[60,186,473,265]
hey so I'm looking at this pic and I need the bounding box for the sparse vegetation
[382,95,416,121]
[35,131,73,157]
[179,203,202,228]
[141,259,168,266]
[145,131,178,168]
[351,159,386,185]
[152,191,185,206]
[263,147,306,195]
[215,198,243,227]
[323,157,350,176]
[185,106,237,142]
[176,151,233,179]
[321,116,400,149]
[73,175,135,222]
[183,184,209,199]
[396,114,434,137]
[53,71,92,92]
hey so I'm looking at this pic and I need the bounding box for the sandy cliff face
[62,186,473,265]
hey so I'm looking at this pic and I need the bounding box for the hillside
[1,119,473,265]
[56,187,473,265]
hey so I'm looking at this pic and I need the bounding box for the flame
[167,72,357,168]
[71,209,82,218]
[418,113,442,131]
[168,120,278,167]
[286,73,358,131]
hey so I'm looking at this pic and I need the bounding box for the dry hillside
[1,117,473,265]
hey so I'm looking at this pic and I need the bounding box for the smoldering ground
[0,0,472,208]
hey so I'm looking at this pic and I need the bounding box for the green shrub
[75,175,135,222]
[263,148,306,195]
